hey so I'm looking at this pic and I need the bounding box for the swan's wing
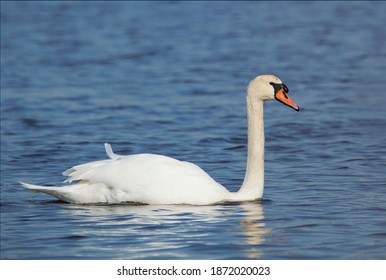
[104,143,123,160]
[63,159,111,183]
[63,143,121,183]
[62,151,229,204]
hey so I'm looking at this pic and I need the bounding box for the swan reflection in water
[60,201,272,259]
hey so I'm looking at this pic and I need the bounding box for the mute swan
[21,74,299,205]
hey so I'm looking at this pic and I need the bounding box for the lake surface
[1,1,386,260]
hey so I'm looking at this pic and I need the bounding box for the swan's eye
[283,84,289,93]
[270,82,282,93]
[270,82,289,94]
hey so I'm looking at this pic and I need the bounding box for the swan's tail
[21,144,121,203]
[21,182,58,192]
[20,182,90,203]
[21,181,72,194]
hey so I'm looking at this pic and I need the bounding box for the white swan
[21,74,299,205]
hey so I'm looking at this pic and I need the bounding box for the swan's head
[248,74,299,111]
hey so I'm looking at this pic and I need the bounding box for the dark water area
[1,1,386,259]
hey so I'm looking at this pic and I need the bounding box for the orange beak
[275,88,300,111]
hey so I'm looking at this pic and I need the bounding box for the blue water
[1,1,386,260]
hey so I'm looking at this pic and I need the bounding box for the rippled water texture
[1,1,386,259]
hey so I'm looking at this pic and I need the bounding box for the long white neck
[235,95,265,200]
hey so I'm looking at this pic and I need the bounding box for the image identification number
[210,266,270,276]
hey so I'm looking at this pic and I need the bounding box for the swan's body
[21,74,299,205]
[23,148,231,204]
